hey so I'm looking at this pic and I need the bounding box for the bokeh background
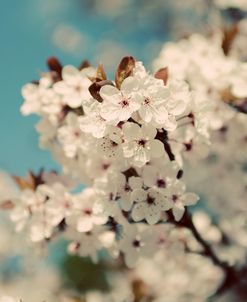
[0,0,216,175]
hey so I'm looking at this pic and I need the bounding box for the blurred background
[0,0,220,176]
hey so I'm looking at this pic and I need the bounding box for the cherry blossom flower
[21,75,63,122]
[119,226,155,267]
[66,225,111,263]
[131,187,172,224]
[142,160,178,191]
[100,78,141,125]
[53,65,94,108]
[118,175,143,211]
[79,101,108,138]
[57,112,85,158]
[66,188,108,232]
[166,181,199,221]
[137,77,170,125]
[122,122,164,167]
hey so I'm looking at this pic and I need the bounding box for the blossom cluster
[154,25,247,268]
[0,172,224,302]
[153,32,247,128]
[9,54,215,268]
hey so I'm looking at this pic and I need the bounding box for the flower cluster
[0,173,224,302]
[153,31,247,129]
[10,56,213,268]
[154,26,247,269]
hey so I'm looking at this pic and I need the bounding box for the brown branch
[174,210,229,269]
[175,210,247,300]
[155,129,175,161]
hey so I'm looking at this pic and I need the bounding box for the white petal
[153,106,168,124]
[132,203,145,222]
[129,176,143,190]
[123,122,141,141]
[53,81,69,95]
[139,106,153,123]
[77,217,93,232]
[66,93,82,108]
[131,189,147,203]
[122,142,135,158]
[168,99,187,116]
[100,103,121,124]
[160,198,173,211]
[163,115,177,131]
[141,124,157,139]
[148,139,164,158]
[146,208,160,225]
[134,148,150,167]
[62,65,80,84]
[172,202,185,221]
[120,197,133,211]
[21,83,38,100]
[121,76,139,93]
[100,85,119,99]
[183,193,199,206]
[142,166,157,187]
[125,251,138,268]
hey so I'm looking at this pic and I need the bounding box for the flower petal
[148,139,164,158]
[172,202,185,221]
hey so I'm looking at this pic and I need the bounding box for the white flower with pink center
[131,187,173,225]
[122,122,164,167]
[100,77,141,125]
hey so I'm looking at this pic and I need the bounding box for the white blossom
[122,122,164,167]
[53,65,94,108]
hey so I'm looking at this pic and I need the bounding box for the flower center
[184,142,192,151]
[84,209,92,215]
[102,163,110,170]
[120,99,129,108]
[147,194,155,205]
[64,201,71,209]
[75,85,82,92]
[172,194,178,203]
[156,179,166,188]
[138,139,147,147]
[74,130,80,138]
[109,192,114,201]
[132,239,141,248]
[111,140,118,147]
[124,183,131,192]
[144,97,150,105]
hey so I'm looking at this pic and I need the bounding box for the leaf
[89,80,114,102]
[96,63,107,81]
[132,279,149,302]
[78,60,91,70]
[46,57,63,80]
[115,56,135,89]
[12,175,35,190]
[222,24,239,56]
[12,169,45,191]
[154,67,169,85]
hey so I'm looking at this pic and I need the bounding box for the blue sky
[0,0,168,175]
